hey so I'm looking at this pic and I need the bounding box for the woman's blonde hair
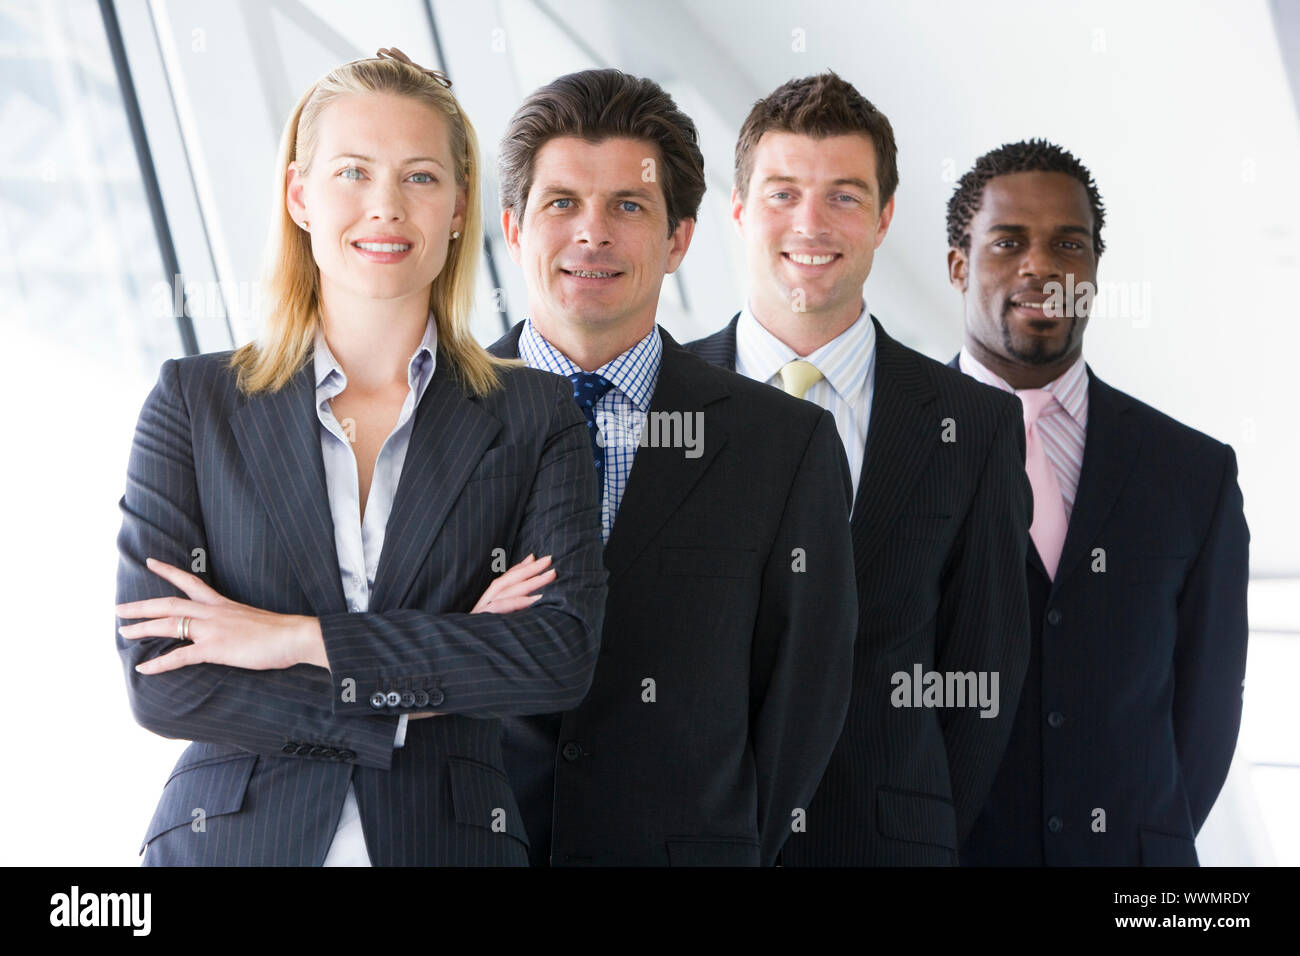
[230,49,509,395]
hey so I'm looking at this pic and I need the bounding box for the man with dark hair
[491,69,858,866]
[947,140,1249,866]
[690,72,1032,865]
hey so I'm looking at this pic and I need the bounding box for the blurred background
[1,0,1295,865]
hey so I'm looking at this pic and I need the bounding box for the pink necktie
[1017,389,1068,579]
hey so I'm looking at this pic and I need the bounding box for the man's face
[949,170,1097,367]
[286,92,465,306]
[734,131,894,322]
[503,136,693,336]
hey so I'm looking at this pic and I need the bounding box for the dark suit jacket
[953,361,1250,865]
[116,349,607,865]
[689,314,1032,864]
[491,323,858,866]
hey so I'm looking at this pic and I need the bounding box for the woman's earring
[451,230,459,240]
[299,220,309,231]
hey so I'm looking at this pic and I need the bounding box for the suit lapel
[602,332,730,583]
[1052,369,1142,588]
[850,320,939,572]
[369,359,502,610]
[230,362,347,616]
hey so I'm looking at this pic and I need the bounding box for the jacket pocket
[447,756,530,846]
[140,751,258,852]
[665,834,761,866]
[1139,826,1198,866]
[876,786,959,851]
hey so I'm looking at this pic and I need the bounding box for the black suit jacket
[492,323,858,866]
[689,314,1032,864]
[116,350,607,865]
[952,360,1250,865]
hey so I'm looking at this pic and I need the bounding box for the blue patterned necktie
[568,372,616,498]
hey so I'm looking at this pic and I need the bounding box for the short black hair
[946,139,1106,256]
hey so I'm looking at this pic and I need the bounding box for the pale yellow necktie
[779,359,824,400]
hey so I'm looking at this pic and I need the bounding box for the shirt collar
[958,345,1089,429]
[519,316,662,413]
[737,300,875,404]
[314,311,439,403]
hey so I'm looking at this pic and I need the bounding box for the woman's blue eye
[410,172,434,183]
[339,167,363,180]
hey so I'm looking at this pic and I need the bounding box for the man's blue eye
[620,201,640,212]
[552,198,572,208]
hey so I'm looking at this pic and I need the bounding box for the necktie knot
[779,359,824,400]
[1016,388,1057,425]
[568,372,614,408]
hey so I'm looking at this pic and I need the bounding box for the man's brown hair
[499,68,706,236]
[734,71,898,208]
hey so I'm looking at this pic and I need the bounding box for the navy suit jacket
[952,359,1250,865]
[116,349,607,865]
[689,315,1032,864]
[493,323,858,866]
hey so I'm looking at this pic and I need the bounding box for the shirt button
[1047,711,1065,729]
[1047,816,1063,833]
[369,692,387,709]
[1046,608,1063,626]
[561,742,582,762]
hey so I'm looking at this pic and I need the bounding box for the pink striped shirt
[958,348,1090,521]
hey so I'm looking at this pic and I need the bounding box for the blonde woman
[114,49,605,866]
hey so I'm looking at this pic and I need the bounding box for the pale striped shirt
[958,347,1089,520]
[518,316,662,542]
[735,301,876,507]
[314,311,438,865]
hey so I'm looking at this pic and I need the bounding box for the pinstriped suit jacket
[116,348,606,865]
[690,315,1032,864]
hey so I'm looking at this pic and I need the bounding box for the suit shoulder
[1104,380,1236,462]
[893,339,1021,418]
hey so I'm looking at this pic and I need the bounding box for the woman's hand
[408,554,556,720]
[117,558,321,674]
[471,553,555,613]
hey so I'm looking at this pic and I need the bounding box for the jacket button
[296,743,313,756]
[1047,816,1063,833]
[309,746,327,757]
[385,691,402,707]
[281,742,298,755]
[561,742,582,762]
[1046,608,1062,626]
[414,690,429,707]
[321,748,338,759]
[369,692,386,709]
[400,691,416,708]
[337,749,356,761]
[1047,711,1065,729]
[427,688,445,707]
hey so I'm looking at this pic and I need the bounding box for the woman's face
[286,91,466,310]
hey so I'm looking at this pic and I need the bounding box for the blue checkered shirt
[518,317,662,542]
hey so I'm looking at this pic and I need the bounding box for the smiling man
[947,140,1250,865]
[491,69,858,866]
[689,73,1032,865]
